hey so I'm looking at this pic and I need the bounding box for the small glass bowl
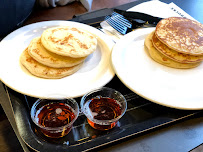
[80,87,127,130]
[31,97,79,138]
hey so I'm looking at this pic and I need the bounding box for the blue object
[0,0,35,37]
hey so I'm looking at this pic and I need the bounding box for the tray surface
[6,76,200,152]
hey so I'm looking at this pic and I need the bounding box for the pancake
[155,17,203,56]
[20,48,83,79]
[41,26,97,58]
[144,31,201,69]
[152,33,203,63]
[28,37,86,68]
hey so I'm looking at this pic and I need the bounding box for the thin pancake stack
[20,26,97,79]
[144,17,203,69]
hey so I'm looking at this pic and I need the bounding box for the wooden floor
[0,106,23,152]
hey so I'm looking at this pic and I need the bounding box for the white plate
[0,21,115,99]
[112,27,203,110]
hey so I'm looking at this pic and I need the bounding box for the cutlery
[104,11,157,35]
[114,8,163,25]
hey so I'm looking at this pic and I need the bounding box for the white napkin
[100,0,196,43]
[127,0,196,21]
[37,0,93,11]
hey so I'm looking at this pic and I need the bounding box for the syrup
[85,97,122,130]
[35,102,75,138]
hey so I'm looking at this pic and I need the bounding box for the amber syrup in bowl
[81,87,127,131]
[31,98,79,138]
[86,97,122,130]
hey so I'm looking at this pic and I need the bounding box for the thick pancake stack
[145,17,203,69]
[20,26,97,79]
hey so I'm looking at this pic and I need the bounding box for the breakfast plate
[111,27,203,110]
[0,21,115,99]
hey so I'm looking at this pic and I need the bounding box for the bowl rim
[80,87,127,124]
[30,98,79,130]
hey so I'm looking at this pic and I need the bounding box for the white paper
[168,2,196,21]
[127,0,195,19]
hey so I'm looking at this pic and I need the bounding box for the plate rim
[0,20,115,99]
[111,27,203,110]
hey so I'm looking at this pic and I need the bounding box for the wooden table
[24,0,203,25]
[24,0,139,25]
[0,0,203,152]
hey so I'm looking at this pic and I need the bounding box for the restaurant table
[0,0,203,152]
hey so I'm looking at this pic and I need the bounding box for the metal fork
[105,12,156,35]
[104,13,133,35]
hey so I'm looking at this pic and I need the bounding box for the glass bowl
[80,87,127,130]
[31,97,79,138]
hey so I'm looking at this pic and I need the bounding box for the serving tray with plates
[1,1,202,151]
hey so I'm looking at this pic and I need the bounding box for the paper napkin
[127,0,196,20]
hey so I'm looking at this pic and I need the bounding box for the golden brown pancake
[41,26,97,58]
[28,37,86,68]
[152,33,203,63]
[155,17,203,56]
[144,31,201,69]
[20,48,83,79]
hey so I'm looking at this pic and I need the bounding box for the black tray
[2,1,203,151]
[5,76,201,152]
